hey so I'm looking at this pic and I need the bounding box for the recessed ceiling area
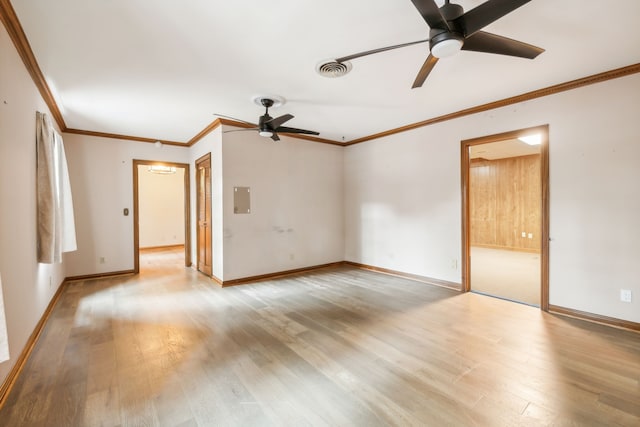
[470,138,540,160]
[8,0,640,143]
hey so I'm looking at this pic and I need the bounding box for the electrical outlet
[450,259,458,270]
[521,231,526,237]
[289,253,295,261]
[99,257,105,264]
[620,289,632,303]
[528,233,533,239]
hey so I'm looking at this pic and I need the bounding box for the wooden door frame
[460,125,550,311]
[195,152,212,276]
[133,160,191,273]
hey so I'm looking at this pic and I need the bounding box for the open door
[461,125,549,310]
[133,160,191,274]
[196,153,212,276]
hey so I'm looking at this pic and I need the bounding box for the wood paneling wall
[470,154,541,252]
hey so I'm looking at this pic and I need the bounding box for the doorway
[195,153,212,277]
[461,125,549,310]
[133,160,191,273]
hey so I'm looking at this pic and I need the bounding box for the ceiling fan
[335,0,544,88]
[215,98,319,141]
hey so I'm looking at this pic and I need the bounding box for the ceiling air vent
[316,60,352,78]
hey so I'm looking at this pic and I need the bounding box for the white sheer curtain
[0,274,8,362]
[36,112,77,264]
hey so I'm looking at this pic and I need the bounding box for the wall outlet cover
[620,289,632,303]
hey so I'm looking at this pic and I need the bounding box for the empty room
[1,0,639,425]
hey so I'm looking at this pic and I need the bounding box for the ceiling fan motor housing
[440,1,464,21]
[258,98,275,135]
[429,2,465,58]
[258,113,273,132]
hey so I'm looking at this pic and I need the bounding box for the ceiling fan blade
[276,126,320,136]
[412,54,439,89]
[462,31,544,59]
[223,128,259,133]
[271,133,280,142]
[456,0,532,37]
[266,114,294,129]
[336,39,429,63]
[213,113,257,126]
[410,0,450,30]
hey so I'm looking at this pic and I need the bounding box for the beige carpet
[470,246,540,306]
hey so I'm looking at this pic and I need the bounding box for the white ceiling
[10,0,640,143]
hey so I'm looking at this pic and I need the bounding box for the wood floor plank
[1,247,639,426]
[252,306,417,425]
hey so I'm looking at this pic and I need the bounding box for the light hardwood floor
[1,248,639,426]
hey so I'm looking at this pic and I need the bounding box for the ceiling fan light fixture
[431,38,463,58]
[259,130,273,138]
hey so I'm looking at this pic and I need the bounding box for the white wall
[345,128,461,283]
[221,130,344,281]
[138,166,185,248]
[0,24,67,383]
[63,135,190,276]
[64,125,344,283]
[345,73,640,323]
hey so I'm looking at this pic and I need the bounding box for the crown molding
[345,62,640,146]
[60,63,640,147]
[185,118,224,146]
[64,128,185,146]
[0,0,66,129]
[2,2,639,148]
